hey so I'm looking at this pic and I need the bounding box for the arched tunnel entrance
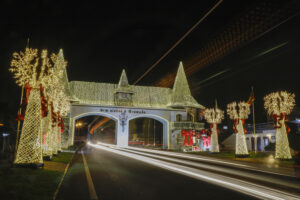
[129,117,163,148]
[74,115,117,145]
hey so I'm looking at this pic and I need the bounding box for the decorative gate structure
[63,62,205,149]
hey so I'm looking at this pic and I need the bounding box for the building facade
[63,62,205,149]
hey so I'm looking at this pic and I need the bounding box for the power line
[133,0,223,85]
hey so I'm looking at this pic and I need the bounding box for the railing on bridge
[171,121,204,130]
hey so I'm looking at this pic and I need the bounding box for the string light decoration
[10,47,70,164]
[47,50,70,153]
[10,48,55,165]
[227,101,250,156]
[203,103,224,152]
[264,91,295,159]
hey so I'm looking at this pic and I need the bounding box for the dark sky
[1,0,300,124]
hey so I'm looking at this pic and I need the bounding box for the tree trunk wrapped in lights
[234,119,248,155]
[14,88,43,164]
[47,50,70,154]
[227,102,250,156]
[203,103,224,153]
[210,123,219,152]
[264,91,295,159]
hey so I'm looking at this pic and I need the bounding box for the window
[176,114,182,121]
[187,113,194,122]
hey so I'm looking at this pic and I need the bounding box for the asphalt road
[56,146,257,200]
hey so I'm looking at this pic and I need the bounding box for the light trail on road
[118,148,300,191]
[89,143,300,200]
[124,145,298,178]
[97,142,297,178]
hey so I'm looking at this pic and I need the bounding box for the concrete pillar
[163,122,169,149]
[68,118,75,146]
[116,119,129,147]
[261,136,265,152]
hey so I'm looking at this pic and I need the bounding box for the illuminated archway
[129,114,169,149]
[71,112,119,145]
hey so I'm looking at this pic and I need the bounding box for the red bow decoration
[233,119,247,134]
[16,112,24,121]
[272,113,290,134]
[40,84,49,118]
[209,123,220,135]
[24,83,32,104]
[58,115,65,133]
[181,130,195,146]
[15,83,32,121]
[50,102,58,127]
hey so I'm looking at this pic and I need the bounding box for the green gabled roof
[69,62,204,109]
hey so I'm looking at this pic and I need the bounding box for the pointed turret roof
[118,69,129,87]
[173,62,191,96]
[168,62,204,109]
[115,69,134,93]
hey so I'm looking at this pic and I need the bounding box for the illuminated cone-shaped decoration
[204,102,224,152]
[227,102,250,156]
[14,89,43,164]
[57,123,62,152]
[41,108,53,156]
[52,123,58,155]
[264,91,295,159]
[210,123,219,152]
[275,117,291,159]
[235,119,248,155]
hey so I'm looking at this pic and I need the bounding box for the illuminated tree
[264,91,295,159]
[10,48,54,165]
[203,103,224,152]
[47,50,70,154]
[227,101,250,156]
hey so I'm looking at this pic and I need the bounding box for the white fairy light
[264,91,295,116]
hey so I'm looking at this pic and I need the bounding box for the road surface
[56,143,300,200]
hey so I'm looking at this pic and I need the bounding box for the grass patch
[51,152,74,164]
[0,152,74,200]
[0,166,61,200]
[188,151,236,158]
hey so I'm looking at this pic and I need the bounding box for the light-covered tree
[204,103,224,152]
[264,91,295,159]
[10,48,54,165]
[227,101,250,156]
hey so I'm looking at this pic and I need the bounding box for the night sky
[1,0,300,125]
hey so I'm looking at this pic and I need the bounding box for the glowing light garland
[204,106,224,152]
[264,91,295,159]
[227,101,250,155]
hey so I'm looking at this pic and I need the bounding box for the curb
[52,152,76,200]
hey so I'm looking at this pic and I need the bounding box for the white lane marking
[91,143,300,200]
[81,150,99,200]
